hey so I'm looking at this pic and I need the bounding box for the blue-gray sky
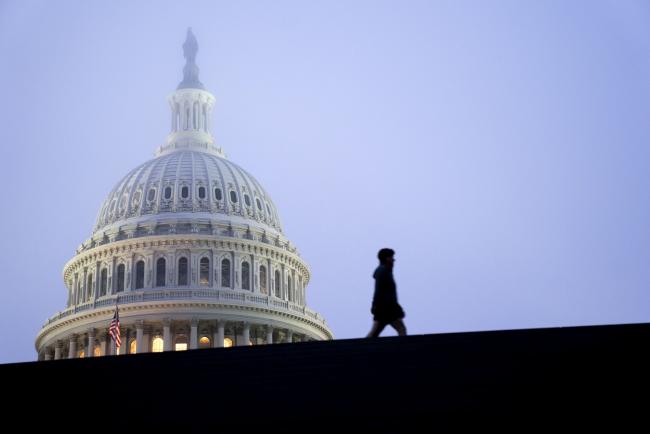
[1,0,649,363]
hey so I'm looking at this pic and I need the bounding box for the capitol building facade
[35,30,333,361]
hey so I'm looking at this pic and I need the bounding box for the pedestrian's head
[377,248,395,267]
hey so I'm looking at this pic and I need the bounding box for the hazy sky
[1,1,649,363]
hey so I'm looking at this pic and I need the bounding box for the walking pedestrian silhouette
[366,248,407,337]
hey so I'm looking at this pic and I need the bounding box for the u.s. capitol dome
[35,29,332,360]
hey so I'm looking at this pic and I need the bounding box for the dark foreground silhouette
[4,323,649,432]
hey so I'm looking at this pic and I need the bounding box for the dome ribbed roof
[93,150,283,235]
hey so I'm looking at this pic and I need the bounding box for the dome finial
[177,27,205,90]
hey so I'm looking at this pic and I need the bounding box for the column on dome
[266,326,274,345]
[68,335,77,359]
[100,335,107,357]
[163,319,172,351]
[240,322,250,347]
[214,320,224,348]
[54,341,63,360]
[135,320,144,354]
[82,267,88,303]
[44,350,52,361]
[110,256,117,295]
[190,318,198,350]
[281,264,286,300]
[72,272,78,306]
[145,254,154,288]
[286,329,293,344]
[93,261,100,301]
[142,326,151,353]
[87,329,95,357]
[250,254,256,293]
[233,253,240,290]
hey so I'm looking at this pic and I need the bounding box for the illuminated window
[117,264,125,292]
[224,338,233,348]
[242,261,250,290]
[156,258,166,287]
[198,186,206,199]
[93,347,101,357]
[78,350,85,358]
[199,257,209,286]
[152,337,164,352]
[135,260,145,289]
[130,340,137,355]
[178,257,188,286]
[260,265,267,294]
[199,336,210,348]
[221,258,231,288]
[175,343,187,351]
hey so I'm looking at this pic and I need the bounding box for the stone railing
[44,289,327,328]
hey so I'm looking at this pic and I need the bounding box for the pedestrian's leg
[389,319,407,336]
[367,321,387,338]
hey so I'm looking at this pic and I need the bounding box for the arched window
[242,261,250,290]
[274,270,281,298]
[224,337,234,348]
[202,105,208,132]
[156,258,166,287]
[99,268,108,297]
[244,194,251,207]
[193,101,199,129]
[260,265,267,294]
[178,257,188,286]
[116,264,125,292]
[199,257,209,286]
[229,190,238,203]
[76,278,81,304]
[87,274,93,300]
[93,347,101,357]
[152,337,164,353]
[135,260,145,289]
[221,258,231,288]
[214,187,222,201]
[185,107,190,130]
[198,186,206,199]
[78,350,85,358]
[129,339,137,355]
[164,186,172,200]
[147,188,156,202]
[287,275,293,302]
[181,186,189,199]
[199,336,211,348]
[256,198,262,210]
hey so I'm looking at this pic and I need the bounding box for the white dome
[36,29,332,363]
[93,150,284,236]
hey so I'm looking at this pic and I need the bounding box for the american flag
[108,304,121,348]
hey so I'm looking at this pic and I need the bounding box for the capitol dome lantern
[36,28,332,361]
